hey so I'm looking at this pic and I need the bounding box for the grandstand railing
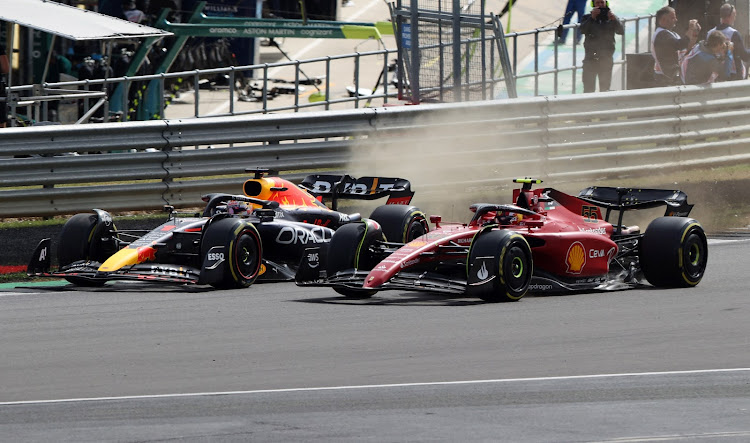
[4,13,655,126]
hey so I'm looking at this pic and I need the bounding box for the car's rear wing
[299,174,414,210]
[576,186,693,217]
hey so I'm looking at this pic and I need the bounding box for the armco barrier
[2,82,750,217]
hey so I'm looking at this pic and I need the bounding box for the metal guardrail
[2,80,750,218]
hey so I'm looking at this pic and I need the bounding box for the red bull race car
[27,170,428,288]
[296,179,708,302]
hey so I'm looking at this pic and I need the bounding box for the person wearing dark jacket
[709,3,750,80]
[579,0,624,92]
[652,6,700,86]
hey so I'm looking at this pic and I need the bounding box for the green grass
[0,212,173,229]
[0,272,59,284]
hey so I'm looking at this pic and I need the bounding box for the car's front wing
[298,268,468,295]
[31,261,202,285]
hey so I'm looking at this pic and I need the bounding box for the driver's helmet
[226,200,249,216]
[480,211,497,225]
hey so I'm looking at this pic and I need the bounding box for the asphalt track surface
[3,2,750,440]
[1,237,749,441]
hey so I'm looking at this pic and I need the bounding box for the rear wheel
[327,222,381,298]
[57,212,117,286]
[369,205,428,243]
[201,218,262,289]
[640,217,708,287]
[466,230,533,302]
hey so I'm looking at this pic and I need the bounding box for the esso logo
[208,252,225,261]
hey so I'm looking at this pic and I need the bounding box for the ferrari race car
[296,178,709,302]
[27,170,429,288]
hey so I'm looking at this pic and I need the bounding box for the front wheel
[57,211,118,286]
[369,205,428,243]
[640,217,708,287]
[201,218,262,289]
[326,222,381,298]
[466,230,533,302]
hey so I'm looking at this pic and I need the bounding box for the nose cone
[98,246,155,272]
[363,272,386,289]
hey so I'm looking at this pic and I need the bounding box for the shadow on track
[293,291,489,307]
[11,282,215,294]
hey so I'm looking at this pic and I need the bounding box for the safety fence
[5,13,656,126]
[2,80,749,218]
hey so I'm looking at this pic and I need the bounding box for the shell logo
[259,264,266,276]
[566,241,586,274]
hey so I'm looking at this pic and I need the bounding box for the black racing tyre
[640,217,708,288]
[57,212,117,286]
[58,213,98,267]
[326,222,381,298]
[201,218,263,289]
[369,205,428,243]
[466,230,533,302]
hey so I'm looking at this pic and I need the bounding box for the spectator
[709,3,750,80]
[123,0,146,23]
[579,0,624,92]
[558,0,587,45]
[681,30,732,85]
[1,44,9,128]
[652,6,700,86]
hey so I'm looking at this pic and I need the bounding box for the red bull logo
[136,246,157,263]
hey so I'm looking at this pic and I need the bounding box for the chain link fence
[390,0,514,103]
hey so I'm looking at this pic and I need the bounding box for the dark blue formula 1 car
[27,170,429,288]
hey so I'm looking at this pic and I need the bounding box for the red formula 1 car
[296,179,708,302]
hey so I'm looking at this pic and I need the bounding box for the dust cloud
[346,104,550,222]
[343,104,750,233]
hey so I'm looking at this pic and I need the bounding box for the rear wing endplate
[299,174,414,210]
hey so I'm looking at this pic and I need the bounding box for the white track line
[2,367,749,406]
[708,237,750,245]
